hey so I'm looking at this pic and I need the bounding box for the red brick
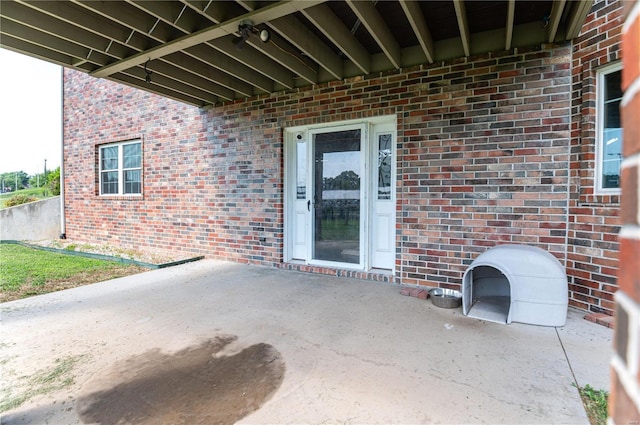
[583,313,616,329]
[622,13,640,90]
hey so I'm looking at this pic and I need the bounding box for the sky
[0,48,62,176]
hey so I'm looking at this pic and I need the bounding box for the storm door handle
[307,200,311,211]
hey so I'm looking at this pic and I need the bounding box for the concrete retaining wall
[0,196,60,241]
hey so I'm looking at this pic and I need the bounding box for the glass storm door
[312,128,363,265]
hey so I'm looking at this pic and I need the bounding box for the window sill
[97,195,144,201]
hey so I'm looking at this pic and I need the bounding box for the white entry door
[285,117,396,271]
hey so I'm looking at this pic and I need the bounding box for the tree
[47,167,60,196]
[29,172,47,188]
[0,171,29,192]
[331,170,359,190]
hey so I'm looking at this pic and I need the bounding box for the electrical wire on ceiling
[144,58,153,83]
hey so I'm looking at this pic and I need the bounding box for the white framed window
[99,140,142,195]
[596,62,623,193]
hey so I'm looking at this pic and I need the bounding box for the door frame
[284,115,396,271]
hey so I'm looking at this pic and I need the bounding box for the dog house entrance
[463,266,511,324]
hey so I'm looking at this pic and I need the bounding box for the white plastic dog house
[462,245,568,326]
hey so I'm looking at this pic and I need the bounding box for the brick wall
[569,0,625,315]
[611,0,640,422]
[63,76,284,264]
[396,47,572,287]
[63,23,617,313]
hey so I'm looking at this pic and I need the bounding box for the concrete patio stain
[76,335,285,425]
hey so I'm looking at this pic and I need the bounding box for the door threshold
[280,262,395,283]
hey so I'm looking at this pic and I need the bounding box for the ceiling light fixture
[232,20,270,50]
[259,28,270,43]
[143,58,153,83]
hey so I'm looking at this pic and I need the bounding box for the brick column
[612,0,640,422]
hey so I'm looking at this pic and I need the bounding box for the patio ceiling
[0,0,593,107]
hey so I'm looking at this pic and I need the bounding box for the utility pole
[15,172,18,191]
[44,158,47,177]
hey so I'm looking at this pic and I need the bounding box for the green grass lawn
[318,217,359,241]
[577,384,609,425]
[0,244,147,302]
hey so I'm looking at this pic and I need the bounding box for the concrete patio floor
[1,259,612,424]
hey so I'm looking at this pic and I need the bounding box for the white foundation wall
[0,196,61,241]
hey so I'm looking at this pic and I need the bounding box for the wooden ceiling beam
[90,0,325,79]
[302,4,370,75]
[15,0,152,53]
[453,0,470,57]
[112,73,209,106]
[233,1,319,86]
[347,0,401,69]
[566,0,594,40]
[185,44,275,94]
[127,1,272,97]
[206,37,297,89]
[268,14,343,80]
[71,0,172,45]
[125,62,226,102]
[0,34,77,67]
[178,1,228,33]
[505,0,515,51]
[547,0,567,43]
[1,0,597,106]
[399,0,434,64]
[0,17,111,66]
[2,1,134,60]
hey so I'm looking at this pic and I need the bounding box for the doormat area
[280,262,395,283]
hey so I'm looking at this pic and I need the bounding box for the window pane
[296,141,306,199]
[605,71,622,101]
[124,170,141,194]
[101,146,118,171]
[123,143,141,168]
[604,98,621,129]
[378,133,392,200]
[601,69,623,190]
[101,171,118,194]
[602,128,622,188]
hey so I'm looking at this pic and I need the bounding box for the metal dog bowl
[429,288,462,309]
